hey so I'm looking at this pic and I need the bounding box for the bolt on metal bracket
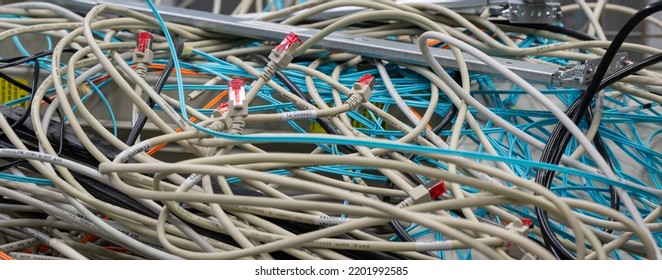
[490,0,562,24]
[552,52,629,87]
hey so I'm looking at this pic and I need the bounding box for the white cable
[419,31,660,259]
[213,0,222,14]
[576,0,607,41]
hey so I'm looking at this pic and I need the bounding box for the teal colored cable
[148,2,662,209]
[0,173,51,185]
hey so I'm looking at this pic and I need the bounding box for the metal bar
[46,0,573,87]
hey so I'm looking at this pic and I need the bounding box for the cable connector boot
[504,218,536,260]
[211,103,232,132]
[228,79,248,117]
[133,32,154,64]
[268,32,302,68]
[399,179,446,207]
[505,218,533,236]
[212,103,229,119]
[349,74,376,103]
[188,76,223,100]
[424,179,446,199]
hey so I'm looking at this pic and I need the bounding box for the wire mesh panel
[560,0,646,60]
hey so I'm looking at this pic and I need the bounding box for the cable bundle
[0,0,660,260]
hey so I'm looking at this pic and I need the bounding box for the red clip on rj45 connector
[520,218,533,228]
[136,32,153,53]
[274,32,302,53]
[357,74,376,89]
[268,32,302,68]
[228,79,246,108]
[427,180,447,199]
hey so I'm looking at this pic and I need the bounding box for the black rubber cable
[492,21,597,41]
[534,1,662,259]
[0,71,31,93]
[599,52,662,92]
[0,48,77,69]
[125,39,184,146]
[431,104,458,135]
[0,57,65,171]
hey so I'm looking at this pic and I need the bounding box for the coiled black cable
[599,52,662,92]
[534,1,662,259]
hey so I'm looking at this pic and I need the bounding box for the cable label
[184,173,204,187]
[594,169,624,183]
[118,141,152,162]
[280,110,317,120]
[477,172,500,185]
[313,215,350,226]
[415,241,452,251]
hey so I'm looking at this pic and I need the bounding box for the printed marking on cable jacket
[280,110,317,120]
[594,169,624,183]
[415,241,452,251]
[120,141,152,161]
[313,215,351,226]
[184,173,204,187]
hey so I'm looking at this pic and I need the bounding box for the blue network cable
[0,173,51,185]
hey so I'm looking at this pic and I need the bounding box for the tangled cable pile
[0,0,661,260]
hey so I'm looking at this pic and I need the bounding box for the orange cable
[81,216,109,244]
[427,39,442,47]
[147,64,202,76]
[103,246,131,253]
[427,32,503,48]
[0,251,13,260]
[146,90,228,155]
[408,106,432,130]
[89,64,206,84]
[80,233,99,244]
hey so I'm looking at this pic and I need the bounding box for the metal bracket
[552,52,629,87]
[44,0,580,88]
[489,0,562,24]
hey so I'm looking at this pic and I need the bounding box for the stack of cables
[0,0,660,260]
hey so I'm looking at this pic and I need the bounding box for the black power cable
[0,48,78,100]
[492,21,597,41]
[0,48,78,136]
[0,48,77,68]
[0,61,42,172]
[0,71,31,93]
[125,39,185,146]
[0,56,65,172]
[534,1,662,259]
[7,63,47,132]
[431,104,458,135]
[0,103,119,167]
[599,52,662,92]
